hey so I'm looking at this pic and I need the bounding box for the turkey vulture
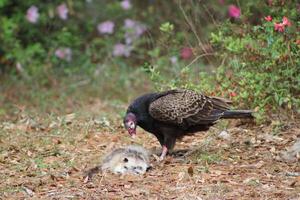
[123,89,253,160]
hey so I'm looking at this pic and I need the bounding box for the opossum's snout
[146,166,152,172]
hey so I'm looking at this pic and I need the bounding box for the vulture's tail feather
[222,110,253,119]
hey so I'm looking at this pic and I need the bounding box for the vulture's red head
[124,112,137,137]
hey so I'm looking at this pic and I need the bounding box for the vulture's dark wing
[149,89,231,127]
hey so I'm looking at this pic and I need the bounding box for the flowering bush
[143,1,299,121]
[210,0,300,120]
[0,0,299,121]
[97,21,115,35]
[228,5,241,19]
[0,0,148,77]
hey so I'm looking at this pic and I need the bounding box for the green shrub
[211,1,300,121]
[143,1,299,122]
[1,1,299,122]
[0,0,147,78]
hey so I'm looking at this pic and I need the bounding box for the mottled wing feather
[149,90,210,124]
[149,89,230,126]
[210,97,231,110]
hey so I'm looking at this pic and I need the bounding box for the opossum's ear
[123,157,128,162]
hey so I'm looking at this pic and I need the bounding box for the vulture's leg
[160,135,176,160]
[160,145,168,160]
[153,133,168,160]
[154,133,164,147]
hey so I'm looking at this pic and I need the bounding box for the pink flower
[124,19,146,44]
[274,17,291,32]
[229,92,237,97]
[124,19,136,29]
[274,23,285,32]
[267,0,273,6]
[282,16,291,26]
[124,19,146,34]
[26,6,39,23]
[55,48,72,61]
[135,24,146,36]
[228,5,241,19]
[57,3,68,20]
[121,0,132,10]
[219,0,225,4]
[112,43,132,57]
[264,15,272,22]
[97,21,115,34]
[180,47,193,60]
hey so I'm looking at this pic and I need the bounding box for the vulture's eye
[123,157,128,162]
[128,121,135,129]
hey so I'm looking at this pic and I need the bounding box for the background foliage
[0,0,299,122]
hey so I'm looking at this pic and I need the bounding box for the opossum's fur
[85,145,150,180]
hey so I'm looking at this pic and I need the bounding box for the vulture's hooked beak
[128,128,136,138]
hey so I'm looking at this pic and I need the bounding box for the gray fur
[85,145,150,180]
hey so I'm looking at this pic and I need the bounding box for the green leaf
[159,22,174,33]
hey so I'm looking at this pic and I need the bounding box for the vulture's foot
[159,145,168,160]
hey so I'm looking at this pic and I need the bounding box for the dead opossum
[84,145,151,180]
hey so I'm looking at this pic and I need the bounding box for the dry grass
[0,100,299,199]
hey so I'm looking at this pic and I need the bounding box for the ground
[0,100,299,200]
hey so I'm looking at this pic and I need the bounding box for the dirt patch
[0,105,299,199]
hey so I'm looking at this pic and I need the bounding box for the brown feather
[149,89,225,126]
[210,96,231,111]
[125,88,253,156]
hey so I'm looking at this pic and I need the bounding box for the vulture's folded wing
[149,89,231,127]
